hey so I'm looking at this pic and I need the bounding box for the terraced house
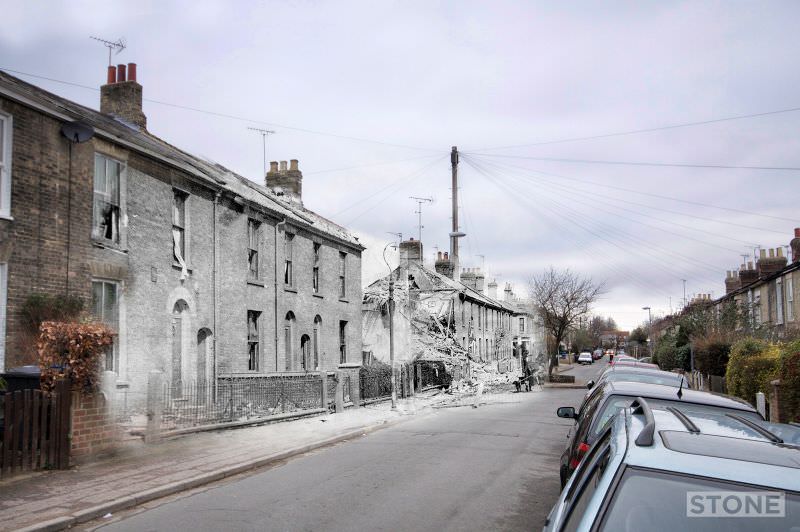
[0,64,363,406]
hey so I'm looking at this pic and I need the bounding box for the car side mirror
[557,406,577,419]
[586,380,595,390]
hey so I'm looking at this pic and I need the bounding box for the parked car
[577,352,593,365]
[612,359,659,369]
[544,400,800,531]
[638,357,652,364]
[592,349,603,360]
[586,366,690,391]
[554,380,761,486]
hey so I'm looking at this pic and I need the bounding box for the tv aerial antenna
[409,196,434,243]
[247,127,276,177]
[90,36,127,66]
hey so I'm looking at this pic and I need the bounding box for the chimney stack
[100,62,146,129]
[504,283,513,301]
[725,270,741,294]
[266,159,303,203]
[739,261,758,287]
[435,251,454,279]
[791,228,800,263]
[488,280,498,300]
[399,238,423,268]
[756,247,788,279]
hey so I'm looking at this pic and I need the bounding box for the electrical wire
[0,67,443,153]
[467,152,800,172]
[304,154,441,175]
[468,106,800,152]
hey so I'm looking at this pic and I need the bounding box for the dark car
[555,380,762,487]
[587,366,690,391]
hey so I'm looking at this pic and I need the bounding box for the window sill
[0,213,13,221]
[313,293,324,299]
[247,279,265,287]
[172,263,193,274]
[92,239,128,254]
[338,298,349,303]
[284,286,298,294]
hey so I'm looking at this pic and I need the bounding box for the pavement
[0,392,447,532]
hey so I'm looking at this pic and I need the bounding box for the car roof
[601,366,683,378]
[622,404,800,489]
[600,380,756,412]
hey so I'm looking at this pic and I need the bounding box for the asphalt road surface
[95,361,605,532]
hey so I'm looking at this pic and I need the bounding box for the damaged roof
[367,262,517,313]
[0,69,363,250]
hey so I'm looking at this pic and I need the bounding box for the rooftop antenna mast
[247,127,276,178]
[90,36,126,66]
[409,196,434,243]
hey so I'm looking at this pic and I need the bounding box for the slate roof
[0,69,363,250]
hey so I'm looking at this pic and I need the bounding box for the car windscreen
[599,467,800,531]
[589,397,763,441]
[603,372,684,387]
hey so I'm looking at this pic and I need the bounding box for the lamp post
[642,306,652,359]
[383,242,398,410]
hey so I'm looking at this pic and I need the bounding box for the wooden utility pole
[450,146,465,281]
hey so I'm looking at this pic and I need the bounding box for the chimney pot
[769,248,775,258]
[777,247,784,257]
[759,249,767,259]
[127,63,137,82]
[107,65,117,84]
[437,251,442,260]
[116,64,126,83]
[269,161,278,173]
[289,159,299,171]
[444,252,449,260]
[279,161,288,172]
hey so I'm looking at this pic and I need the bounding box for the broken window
[247,310,260,371]
[284,233,294,286]
[313,243,321,293]
[172,190,188,277]
[92,280,119,371]
[339,252,347,298]
[93,154,122,244]
[339,320,347,364]
[248,219,260,280]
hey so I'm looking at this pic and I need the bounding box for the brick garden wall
[70,391,119,462]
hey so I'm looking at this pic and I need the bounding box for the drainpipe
[213,191,221,400]
[274,218,287,371]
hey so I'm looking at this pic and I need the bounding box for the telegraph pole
[681,279,687,308]
[450,146,465,281]
[383,241,399,410]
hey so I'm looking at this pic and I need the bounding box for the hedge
[778,340,800,422]
[725,338,780,407]
[692,335,731,376]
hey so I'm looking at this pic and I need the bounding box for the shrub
[692,334,732,376]
[654,334,689,371]
[778,340,800,422]
[359,360,392,400]
[38,321,115,392]
[726,338,780,407]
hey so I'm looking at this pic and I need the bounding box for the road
[93,362,605,532]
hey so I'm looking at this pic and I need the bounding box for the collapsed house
[362,238,530,384]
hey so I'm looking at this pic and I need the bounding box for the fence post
[756,391,766,419]
[145,371,164,444]
[320,371,328,411]
[334,371,344,413]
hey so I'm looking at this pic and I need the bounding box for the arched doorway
[300,334,311,371]
[172,300,189,397]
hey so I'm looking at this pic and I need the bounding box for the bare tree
[529,267,605,375]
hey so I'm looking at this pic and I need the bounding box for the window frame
[92,279,120,372]
[0,111,12,218]
[313,242,321,294]
[247,218,260,280]
[284,233,295,287]
[93,153,124,246]
[339,320,347,364]
[172,188,190,269]
[776,277,785,325]
[787,276,795,322]
[313,315,322,370]
[338,252,347,299]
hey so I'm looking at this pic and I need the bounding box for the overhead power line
[468,152,800,172]
[470,106,800,152]
[465,153,797,224]
[0,67,442,153]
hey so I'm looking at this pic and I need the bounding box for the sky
[2,1,799,330]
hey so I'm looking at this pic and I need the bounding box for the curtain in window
[172,228,188,279]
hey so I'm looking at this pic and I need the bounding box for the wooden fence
[1,379,71,478]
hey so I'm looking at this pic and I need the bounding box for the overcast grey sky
[3,1,799,330]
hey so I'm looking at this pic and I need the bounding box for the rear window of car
[589,397,763,440]
[598,467,800,531]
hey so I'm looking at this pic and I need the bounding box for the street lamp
[642,306,652,359]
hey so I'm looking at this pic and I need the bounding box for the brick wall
[70,391,119,461]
